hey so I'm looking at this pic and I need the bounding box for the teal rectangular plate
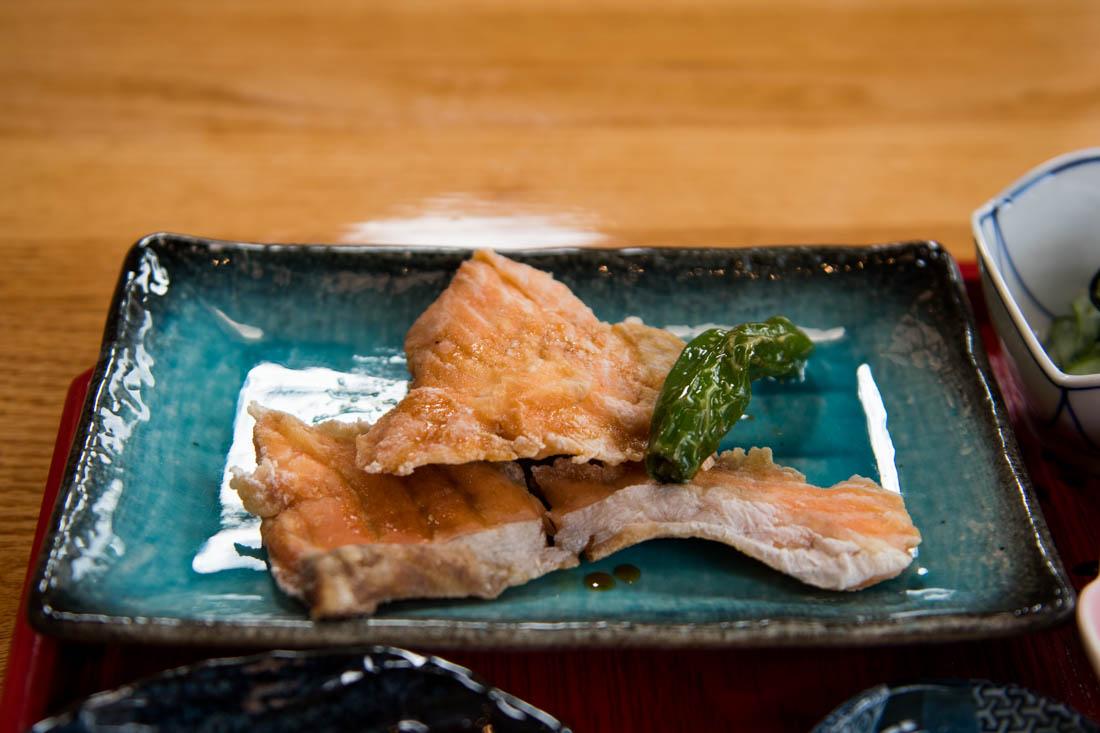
[28,234,1073,647]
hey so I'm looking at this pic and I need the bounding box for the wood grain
[2,0,1100,706]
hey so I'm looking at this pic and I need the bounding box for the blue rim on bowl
[971,148,1100,449]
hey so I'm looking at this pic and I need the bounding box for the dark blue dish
[814,679,1098,733]
[32,647,570,732]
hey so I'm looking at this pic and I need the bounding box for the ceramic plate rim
[27,233,1075,648]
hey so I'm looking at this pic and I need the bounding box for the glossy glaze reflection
[60,247,168,587]
[193,363,408,575]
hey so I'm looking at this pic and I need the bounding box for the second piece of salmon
[533,448,921,591]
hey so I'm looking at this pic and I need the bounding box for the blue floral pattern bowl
[972,148,1100,460]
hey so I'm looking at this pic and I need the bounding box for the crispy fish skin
[533,448,921,591]
[356,250,685,475]
[232,405,576,618]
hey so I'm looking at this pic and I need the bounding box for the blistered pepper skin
[645,317,813,483]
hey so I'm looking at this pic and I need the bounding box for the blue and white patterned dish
[813,679,1098,733]
[28,235,1073,648]
[972,148,1100,457]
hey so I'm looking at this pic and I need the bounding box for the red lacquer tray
[3,266,1098,733]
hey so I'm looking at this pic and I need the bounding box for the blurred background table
[2,0,1100,726]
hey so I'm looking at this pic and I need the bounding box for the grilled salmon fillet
[232,405,576,617]
[356,250,685,475]
[533,448,920,591]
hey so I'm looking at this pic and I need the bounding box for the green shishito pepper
[645,317,813,484]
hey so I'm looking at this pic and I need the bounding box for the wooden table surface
[2,0,1100,716]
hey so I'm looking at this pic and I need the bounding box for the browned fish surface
[232,405,575,617]
[356,250,685,475]
[534,448,921,591]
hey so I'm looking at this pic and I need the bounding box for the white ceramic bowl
[972,148,1100,458]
